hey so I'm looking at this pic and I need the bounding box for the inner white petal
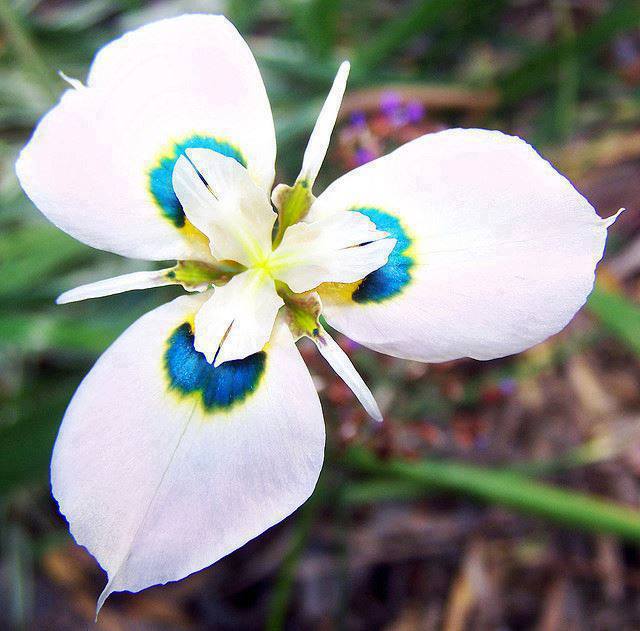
[270,211,395,293]
[194,269,283,366]
[172,149,276,267]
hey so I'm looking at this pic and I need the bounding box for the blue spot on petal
[164,322,265,412]
[351,207,414,303]
[149,135,246,228]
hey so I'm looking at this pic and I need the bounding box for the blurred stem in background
[344,447,640,543]
[354,0,452,73]
[550,0,578,144]
[0,0,57,96]
[499,0,640,106]
[265,476,328,631]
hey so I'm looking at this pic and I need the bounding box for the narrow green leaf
[0,312,127,353]
[0,0,57,96]
[300,0,340,58]
[500,0,640,105]
[586,283,640,359]
[342,478,429,505]
[354,0,454,72]
[344,447,640,542]
[0,380,75,494]
[265,477,326,631]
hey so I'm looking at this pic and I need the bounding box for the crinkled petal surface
[194,270,284,365]
[313,128,614,362]
[172,149,276,266]
[16,14,276,261]
[51,294,324,607]
[271,211,395,293]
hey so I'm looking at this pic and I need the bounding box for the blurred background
[1,0,640,629]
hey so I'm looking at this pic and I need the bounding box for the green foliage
[587,283,640,359]
[345,447,640,542]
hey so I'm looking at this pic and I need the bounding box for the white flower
[15,14,619,611]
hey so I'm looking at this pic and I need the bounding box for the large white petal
[172,149,276,266]
[312,128,616,362]
[16,15,276,261]
[271,211,395,293]
[297,61,350,188]
[194,270,284,366]
[50,294,324,610]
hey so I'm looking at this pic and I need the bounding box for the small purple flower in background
[499,377,518,396]
[337,92,431,169]
[379,90,402,117]
[341,336,362,353]
[406,100,426,124]
[355,146,376,166]
[380,91,408,127]
[350,110,367,129]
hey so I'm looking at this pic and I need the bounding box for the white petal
[271,211,395,293]
[314,328,382,422]
[172,149,276,266]
[313,128,616,362]
[56,269,174,304]
[194,270,284,366]
[297,61,350,188]
[51,294,324,611]
[58,71,84,90]
[16,15,275,261]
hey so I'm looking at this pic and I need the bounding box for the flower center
[250,252,276,276]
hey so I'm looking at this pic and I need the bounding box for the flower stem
[265,477,326,631]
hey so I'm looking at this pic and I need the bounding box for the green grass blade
[0,0,57,96]
[354,0,454,72]
[500,0,640,105]
[587,283,640,359]
[265,480,324,631]
[0,312,126,353]
[344,447,640,542]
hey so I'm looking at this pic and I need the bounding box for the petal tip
[96,581,114,621]
[605,207,625,227]
[314,330,383,422]
[58,70,84,90]
[194,338,217,365]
